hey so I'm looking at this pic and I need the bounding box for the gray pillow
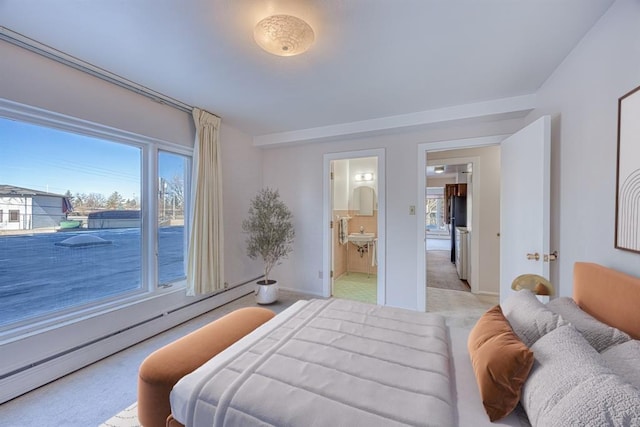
[521,325,609,426]
[537,374,640,427]
[524,326,640,426]
[501,289,567,347]
[548,297,631,352]
[602,340,640,390]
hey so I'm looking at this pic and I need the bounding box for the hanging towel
[371,238,377,267]
[338,217,349,245]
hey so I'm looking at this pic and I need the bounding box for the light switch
[409,205,416,215]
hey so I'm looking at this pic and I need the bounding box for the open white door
[500,116,551,302]
[329,161,336,295]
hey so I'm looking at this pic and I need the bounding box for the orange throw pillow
[468,305,535,421]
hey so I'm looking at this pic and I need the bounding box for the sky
[0,117,186,200]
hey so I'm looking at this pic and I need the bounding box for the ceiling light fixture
[355,173,374,182]
[254,14,315,57]
[434,166,445,174]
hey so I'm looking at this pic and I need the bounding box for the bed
[144,262,640,426]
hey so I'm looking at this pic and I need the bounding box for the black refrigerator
[450,196,467,263]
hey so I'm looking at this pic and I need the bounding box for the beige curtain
[186,108,224,296]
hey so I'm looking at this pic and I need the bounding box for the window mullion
[143,144,158,290]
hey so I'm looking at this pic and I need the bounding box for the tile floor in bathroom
[332,272,377,304]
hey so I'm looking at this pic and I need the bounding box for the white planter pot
[255,280,278,304]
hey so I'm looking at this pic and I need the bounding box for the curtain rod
[0,26,193,114]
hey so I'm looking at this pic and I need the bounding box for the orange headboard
[573,262,640,340]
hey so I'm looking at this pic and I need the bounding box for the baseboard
[475,291,499,296]
[278,286,325,298]
[0,282,253,404]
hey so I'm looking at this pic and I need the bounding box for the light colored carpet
[333,272,377,304]
[427,249,470,292]
[99,402,139,427]
[428,287,498,328]
[426,237,451,251]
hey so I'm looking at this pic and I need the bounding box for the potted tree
[243,188,295,304]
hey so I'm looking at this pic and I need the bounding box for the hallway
[426,237,450,251]
[426,247,470,292]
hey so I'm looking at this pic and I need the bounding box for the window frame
[0,98,256,407]
[157,150,190,287]
[0,99,193,338]
[8,209,19,222]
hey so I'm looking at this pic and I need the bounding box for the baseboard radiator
[0,278,260,404]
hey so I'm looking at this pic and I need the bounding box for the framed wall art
[615,84,640,253]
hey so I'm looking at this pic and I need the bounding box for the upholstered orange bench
[137,306,276,427]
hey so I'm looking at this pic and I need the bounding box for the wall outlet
[318,271,323,279]
[409,205,416,215]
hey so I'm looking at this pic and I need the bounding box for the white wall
[262,119,523,309]
[525,0,640,296]
[426,177,455,188]
[0,41,192,146]
[0,196,28,230]
[220,124,264,284]
[333,159,349,210]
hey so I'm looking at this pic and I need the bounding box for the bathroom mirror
[353,186,375,216]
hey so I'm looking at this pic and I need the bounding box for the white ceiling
[0,0,614,144]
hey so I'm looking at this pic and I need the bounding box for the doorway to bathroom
[323,149,386,305]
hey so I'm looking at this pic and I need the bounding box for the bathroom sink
[348,233,375,247]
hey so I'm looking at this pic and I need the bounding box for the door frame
[417,135,507,312]
[323,148,386,305]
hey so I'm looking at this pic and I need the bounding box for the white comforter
[172,298,455,426]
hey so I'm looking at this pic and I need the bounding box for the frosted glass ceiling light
[254,15,315,56]
[355,173,374,182]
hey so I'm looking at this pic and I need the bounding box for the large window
[158,151,188,285]
[0,116,190,330]
[426,187,446,233]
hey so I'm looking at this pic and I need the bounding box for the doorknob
[526,252,540,261]
[544,251,559,262]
